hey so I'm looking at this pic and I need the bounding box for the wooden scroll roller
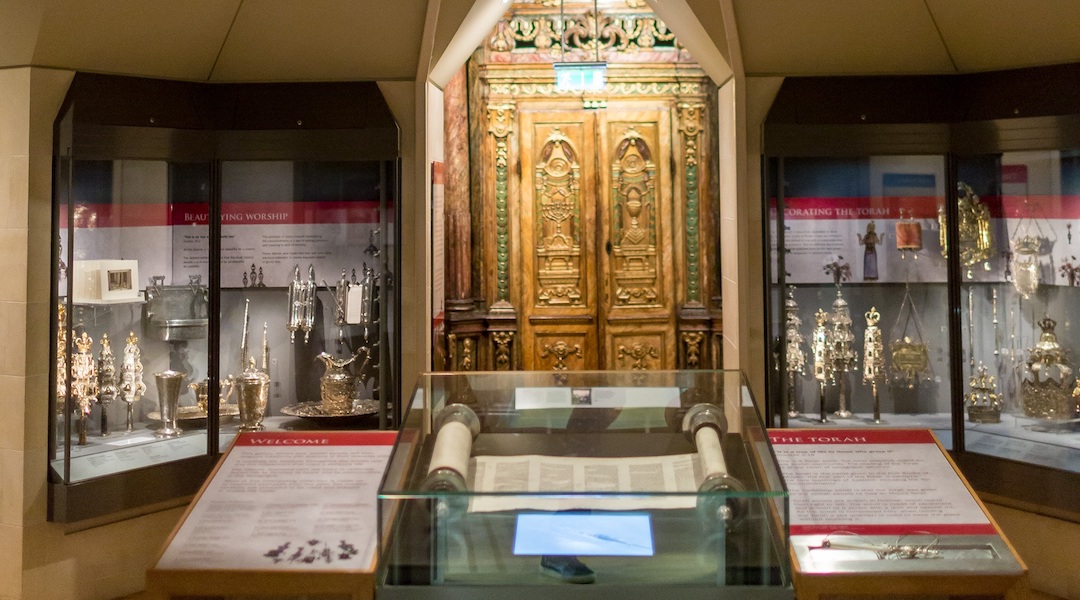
[421,403,480,492]
[682,403,749,528]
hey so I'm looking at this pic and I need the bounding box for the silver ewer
[153,370,186,438]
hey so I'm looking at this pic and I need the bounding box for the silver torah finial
[118,331,146,432]
[863,307,885,423]
[97,334,119,437]
[71,331,98,445]
[783,288,806,418]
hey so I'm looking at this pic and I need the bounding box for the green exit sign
[554,62,607,92]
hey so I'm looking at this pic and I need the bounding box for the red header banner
[235,430,397,447]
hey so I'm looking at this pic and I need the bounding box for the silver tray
[148,404,240,423]
[280,399,380,423]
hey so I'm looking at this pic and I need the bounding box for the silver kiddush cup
[234,369,270,432]
[154,370,186,438]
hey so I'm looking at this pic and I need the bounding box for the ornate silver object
[287,264,317,343]
[1009,199,1056,298]
[939,182,993,278]
[783,288,806,418]
[890,282,933,387]
[966,363,1003,424]
[70,331,98,445]
[232,309,272,432]
[829,289,857,419]
[97,333,118,437]
[863,307,885,423]
[118,331,146,432]
[1021,316,1077,420]
[811,308,832,423]
[153,370,186,438]
[353,263,376,326]
[328,269,350,327]
[144,274,209,340]
[316,348,371,416]
[55,303,67,413]
[1011,235,1041,299]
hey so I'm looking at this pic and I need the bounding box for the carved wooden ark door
[519,103,676,371]
[441,3,721,373]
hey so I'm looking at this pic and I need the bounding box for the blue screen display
[513,512,654,556]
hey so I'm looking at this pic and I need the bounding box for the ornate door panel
[518,110,600,370]
[598,107,676,370]
[517,104,676,370]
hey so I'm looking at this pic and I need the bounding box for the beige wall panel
[0,155,29,231]
[732,0,955,76]
[0,69,30,157]
[0,376,26,453]
[33,1,240,81]
[211,0,423,82]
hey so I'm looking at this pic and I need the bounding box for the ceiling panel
[733,0,956,76]
[0,0,45,67]
[209,0,426,82]
[927,0,1080,73]
[31,0,241,81]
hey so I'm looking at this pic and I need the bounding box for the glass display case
[378,370,791,600]
[953,150,1080,473]
[763,67,1080,520]
[49,74,400,523]
[767,155,954,444]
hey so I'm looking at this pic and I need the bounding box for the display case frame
[378,370,792,600]
[48,74,402,524]
[762,64,1080,522]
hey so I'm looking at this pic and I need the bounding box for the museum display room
[1,1,1080,599]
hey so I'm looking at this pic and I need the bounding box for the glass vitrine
[49,73,401,523]
[762,68,1080,520]
[215,158,397,452]
[767,155,956,446]
[954,150,1080,475]
[379,370,791,600]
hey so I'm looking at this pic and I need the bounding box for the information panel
[769,429,995,536]
[156,430,396,572]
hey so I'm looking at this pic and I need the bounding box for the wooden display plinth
[771,429,1027,600]
[147,430,396,600]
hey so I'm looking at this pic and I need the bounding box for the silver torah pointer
[240,298,250,371]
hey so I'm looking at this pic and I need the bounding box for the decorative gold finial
[864,307,880,327]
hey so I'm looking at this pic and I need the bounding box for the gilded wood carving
[444,1,722,372]
[611,127,659,306]
[488,103,515,308]
[535,129,584,306]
